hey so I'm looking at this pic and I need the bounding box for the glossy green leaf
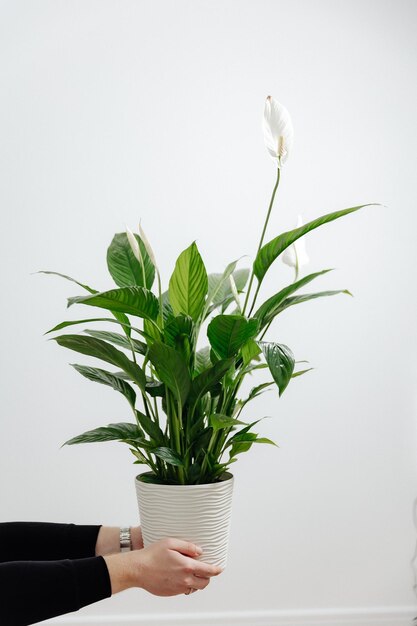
[160,290,174,323]
[206,268,250,315]
[292,367,314,377]
[147,341,191,407]
[163,315,194,357]
[107,232,155,289]
[235,382,274,417]
[169,242,208,321]
[254,269,333,328]
[194,346,212,376]
[111,310,132,338]
[51,334,146,391]
[209,413,246,431]
[130,448,148,464]
[68,286,159,321]
[260,342,295,396]
[271,290,352,316]
[84,330,147,355]
[37,271,97,294]
[45,317,143,336]
[152,446,184,467]
[254,204,375,284]
[187,359,235,413]
[135,409,166,445]
[206,261,238,300]
[241,338,262,366]
[71,364,137,407]
[63,422,143,446]
[207,315,259,359]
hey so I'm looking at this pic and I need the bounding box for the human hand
[104,537,223,597]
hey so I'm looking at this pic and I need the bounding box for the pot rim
[136,471,234,487]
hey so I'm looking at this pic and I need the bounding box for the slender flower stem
[242,167,281,317]
[156,269,164,329]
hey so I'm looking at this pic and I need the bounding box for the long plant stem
[157,269,164,329]
[167,392,185,484]
[242,167,281,317]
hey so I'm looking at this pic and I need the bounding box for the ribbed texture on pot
[135,473,234,569]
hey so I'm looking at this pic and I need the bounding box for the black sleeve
[0,522,102,562]
[0,556,111,626]
[0,523,112,625]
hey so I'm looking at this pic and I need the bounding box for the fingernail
[195,546,203,555]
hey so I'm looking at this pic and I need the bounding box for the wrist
[103,552,136,595]
[131,526,144,550]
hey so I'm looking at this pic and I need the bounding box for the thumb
[167,538,203,558]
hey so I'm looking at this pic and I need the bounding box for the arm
[0,556,111,626]
[0,522,143,562]
[0,522,102,562]
[0,526,222,625]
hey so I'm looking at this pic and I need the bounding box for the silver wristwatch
[120,527,132,552]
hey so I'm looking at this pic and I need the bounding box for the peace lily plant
[43,97,373,486]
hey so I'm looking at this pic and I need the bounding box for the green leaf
[164,315,194,349]
[152,446,184,467]
[209,413,246,431]
[147,341,191,407]
[68,286,159,321]
[292,367,314,377]
[143,318,163,343]
[63,422,143,446]
[194,346,212,375]
[84,330,147,355]
[260,342,295,397]
[241,338,262,366]
[206,268,250,316]
[135,410,166,445]
[160,290,174,323]
[37,271,97,294]
[254,204,375,284]
[225,417,270,445]
[71,364,137,407]
[145,377,165,397]
[271,290,352,316]
[187,359,235,413]
[207,315,259,359]
[235,382,274,417]
[107,232,155,289]
[227,432,278,459]
[254,269,334,328]
[254,437,279,446]
[169,242,208,321]
[205,260,237,312]
[111,310,132,338]
[52,334,146,391]
[130,448,148,464]
[45,317,144,336]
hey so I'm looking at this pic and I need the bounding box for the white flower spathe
[139,221,158,269]
[263,96,294,167]
[282,215,309,269]
[126,226,141,263]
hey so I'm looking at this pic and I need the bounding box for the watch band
[120,527,132,552]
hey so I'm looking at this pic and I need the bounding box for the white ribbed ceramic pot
[135,472,234,569]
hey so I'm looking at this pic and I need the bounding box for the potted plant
[42,97,375,568]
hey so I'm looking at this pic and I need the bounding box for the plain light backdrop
[0,0,416,621]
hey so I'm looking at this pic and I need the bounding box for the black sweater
[0,522,112,626]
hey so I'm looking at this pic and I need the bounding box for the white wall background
[0,0,416,624]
